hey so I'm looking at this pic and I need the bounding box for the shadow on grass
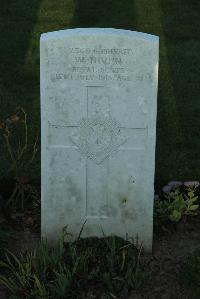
[0,0,42,180]
[0,0,42,105]
[72,0,137,29]
[157,0,200,182]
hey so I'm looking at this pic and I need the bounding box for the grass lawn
[0,0,199,186]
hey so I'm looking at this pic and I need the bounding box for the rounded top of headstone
[40,28,159,42]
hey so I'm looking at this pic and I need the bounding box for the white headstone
[40,28,159,251]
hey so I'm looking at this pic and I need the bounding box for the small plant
[0,228,67,299]
[0,107,38,178]
[180,249,200,296]
[0,107,38,213]
[0,228,148,298]
[154,185,199,225]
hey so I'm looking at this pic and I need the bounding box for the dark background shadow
[0,0,42,109]
[72,0,137,29]
[157,0,200,184]
[0,0,42,182]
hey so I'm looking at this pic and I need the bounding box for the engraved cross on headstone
[48,86,147,218]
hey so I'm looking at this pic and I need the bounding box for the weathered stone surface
[40,28,159,251]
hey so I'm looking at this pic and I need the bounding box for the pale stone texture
[40,28,159,251]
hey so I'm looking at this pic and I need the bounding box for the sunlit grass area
[0,0,199,185]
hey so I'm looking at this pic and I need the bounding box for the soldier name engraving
[48,45,153,83]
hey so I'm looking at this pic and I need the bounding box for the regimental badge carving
[70,115,128,164]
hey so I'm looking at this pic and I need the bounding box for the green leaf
[169,210,182,222]
[188,191,195,198]
[187,196,198,205]
[189,205,199,211]
[33,274,43,290]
